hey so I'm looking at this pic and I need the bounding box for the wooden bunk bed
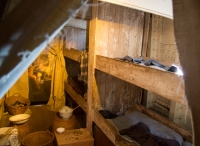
[63,48,88,113]
[87,0,193,146]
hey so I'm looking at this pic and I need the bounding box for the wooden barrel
[52,114,79,132]
[16,122,33,140]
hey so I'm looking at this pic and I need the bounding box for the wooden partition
[88,1,146,144]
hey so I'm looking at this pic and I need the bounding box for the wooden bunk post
[87,0,98,133]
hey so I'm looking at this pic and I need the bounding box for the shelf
[64,81,87,112]
[96,55,185,104]
[63,48,82,63]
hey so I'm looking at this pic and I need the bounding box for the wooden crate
[55,128,94,146]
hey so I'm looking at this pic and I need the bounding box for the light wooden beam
[0,0,87,98]
[134,104,192,142]
[64,81,87,112]
[87,0,98,133]
[63,48,82,62]
[96,55,185,104]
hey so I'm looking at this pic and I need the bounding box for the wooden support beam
[63,48,82,62]
[0,0,87,98]
[96,55,185,104]
[87,0,98,133]
[134,104,192,142]
[93,109,117,144]
[64,81,87,112]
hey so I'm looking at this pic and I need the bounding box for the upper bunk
[95,55,184,104]
[90,0,185,104]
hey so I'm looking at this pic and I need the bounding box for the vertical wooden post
[141,13,150,57]
[87,0,98,133]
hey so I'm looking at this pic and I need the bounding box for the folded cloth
[78,50,88,84]
[143,59,169,70]
[119,122,180,146]
[118,56,178,73]
[99,110,118,119]
[133,57,143,64]
[124,56,133,62]
[0,127,20,146]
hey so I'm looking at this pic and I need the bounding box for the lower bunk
[93,104,193,146]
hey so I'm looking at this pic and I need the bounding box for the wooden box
[55,128,94,146]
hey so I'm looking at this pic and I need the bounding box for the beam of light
[172,64,184,76]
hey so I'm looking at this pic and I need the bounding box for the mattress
[107,110,192,146]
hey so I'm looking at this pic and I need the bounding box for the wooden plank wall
[62,26,86,51]
[145,14,192,131]
[150,15,179,63]
[63,26,86,80]
[95,2,144,58]
[90,2,145,114]
[94,70,142,115]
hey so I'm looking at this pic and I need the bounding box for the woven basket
[5,93,30,115]
[22,131,54,146]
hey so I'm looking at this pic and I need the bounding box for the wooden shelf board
[95,55,185,104]
[63,48,82,62]
[64,81,87,112]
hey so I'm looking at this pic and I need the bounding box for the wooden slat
[95,2,144,59]
[93,109,117,144]
[141,12,150,57]
[96,55,185,104]
[95,70,143,115]
[64,81,87,112]
[63,48,82,62]
[134,104,193,142]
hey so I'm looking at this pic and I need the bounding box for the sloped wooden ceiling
[0,0,87,98]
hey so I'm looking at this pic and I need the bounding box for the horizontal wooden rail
[63,48,82,62]
[64,81,87,112]
[96,55,185,104]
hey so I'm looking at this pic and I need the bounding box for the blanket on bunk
[119,122,180,146]
[117,56,177,73]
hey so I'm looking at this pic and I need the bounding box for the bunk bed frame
[63,48,87,112]
[88,0,192,145]
[62,1,193,145]
[1,0,200,145]
[63,0,192,146]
